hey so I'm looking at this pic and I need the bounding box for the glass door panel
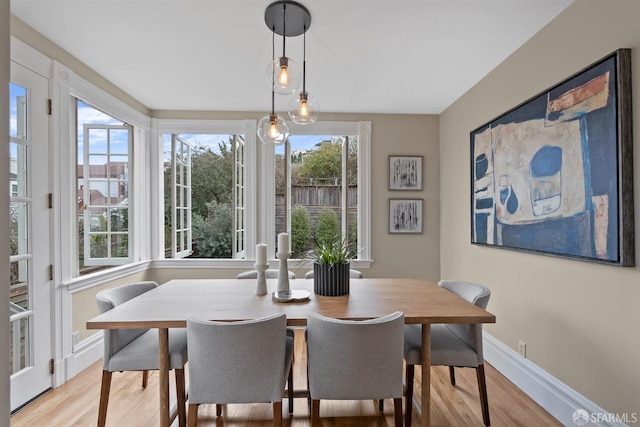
[9,61,52,411]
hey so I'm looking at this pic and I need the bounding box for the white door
[9,61,52,411]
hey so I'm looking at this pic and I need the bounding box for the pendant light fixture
[258,30,290,146]
[265,1,304,95]
[288,25,319,125]
[259,1,317,144]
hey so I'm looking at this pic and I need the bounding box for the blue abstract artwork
[470,49,634,266]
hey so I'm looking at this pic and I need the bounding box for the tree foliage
[164,138,235,258]
[296,140,341,181]
[190,143,233,218]
[295,137,358,185]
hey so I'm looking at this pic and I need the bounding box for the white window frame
[53,60,151,286]
[81,123,133,266]
[171,135,192,258]
[153,119,257,262]
[261,121,372,265]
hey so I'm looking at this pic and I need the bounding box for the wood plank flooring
[11,330,561,426]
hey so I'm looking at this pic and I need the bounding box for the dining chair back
[404,279,491,426]
[186,312,294,427]
[306,311,404,426]
[236,269,296,279]
[96,281,188,427]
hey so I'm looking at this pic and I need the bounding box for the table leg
[159,328,170,427]
[421,324,431,427]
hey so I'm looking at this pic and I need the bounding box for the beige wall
[439,0,640,415]
[1,0,11,422]
[72,271,152,341]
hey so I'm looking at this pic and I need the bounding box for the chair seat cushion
[404,324,479,368]
[108,328,188,372]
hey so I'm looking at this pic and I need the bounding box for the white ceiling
[11,0,573,114]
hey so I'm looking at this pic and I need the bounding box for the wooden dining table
[86,278,495,427]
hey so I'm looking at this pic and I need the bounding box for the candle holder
[276,251,291,292]
[254,262,269,295]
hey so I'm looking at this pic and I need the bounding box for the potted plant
[309,236,354,296]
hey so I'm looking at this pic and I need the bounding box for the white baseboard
[483,332,630,427]
[64,332,103,381]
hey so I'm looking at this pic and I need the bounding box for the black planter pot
[313,262,350,296]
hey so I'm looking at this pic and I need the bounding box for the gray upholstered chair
[186,312,294,427]
[235,270,296,342]
[306,311,404,426]
[303,268,363,279]
[236,269,296,279]
[404,280,491,426]
[96,281,188,427]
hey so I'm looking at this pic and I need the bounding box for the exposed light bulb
[278,57,290,87]
[299,99,309,117]
[269,119,280,139]
[266,57,300,95]
[288,91,318,125]
[258,113,289,146]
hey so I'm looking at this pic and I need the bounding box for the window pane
[111,233,128,258]
[87,129,107,153]
[9,202,28,257]
[164,133,241,259]
[9,258,31,373]
[10,259,30,309]
[9,315,30,374]
[9,142,28,197]
[109,129,129,154]
[10,83,27,140]
[77,100,131,272]
[110,208,128,232]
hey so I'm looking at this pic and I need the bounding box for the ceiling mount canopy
[264,1,311,37]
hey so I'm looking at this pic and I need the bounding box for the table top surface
[86,278,496,329]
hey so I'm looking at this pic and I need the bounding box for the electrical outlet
[72,331,80,349]
[518,340,527,358]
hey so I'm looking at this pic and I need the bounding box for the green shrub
[291,206,311,257]
[315,208,340,247]
[191,202,232,258]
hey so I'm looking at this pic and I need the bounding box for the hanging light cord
[271,27,276,115]
[282,3,287,58]
[302,25,306,92]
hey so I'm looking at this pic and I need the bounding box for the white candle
[278,232,289,255]
[256,243,267,265]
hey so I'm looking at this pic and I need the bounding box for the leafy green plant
[191,202,232,258]
[309,235,355,266]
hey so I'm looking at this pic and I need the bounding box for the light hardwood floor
[11,330,560,426]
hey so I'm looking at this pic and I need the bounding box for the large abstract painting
[470,49,634,266]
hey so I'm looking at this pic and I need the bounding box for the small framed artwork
[389,199,423,234]
[389,155,423,190]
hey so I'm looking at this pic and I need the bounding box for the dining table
[86,277,495,427]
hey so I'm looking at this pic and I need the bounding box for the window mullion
[342,136,348,239]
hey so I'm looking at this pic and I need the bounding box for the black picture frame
[470,49,634,266]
